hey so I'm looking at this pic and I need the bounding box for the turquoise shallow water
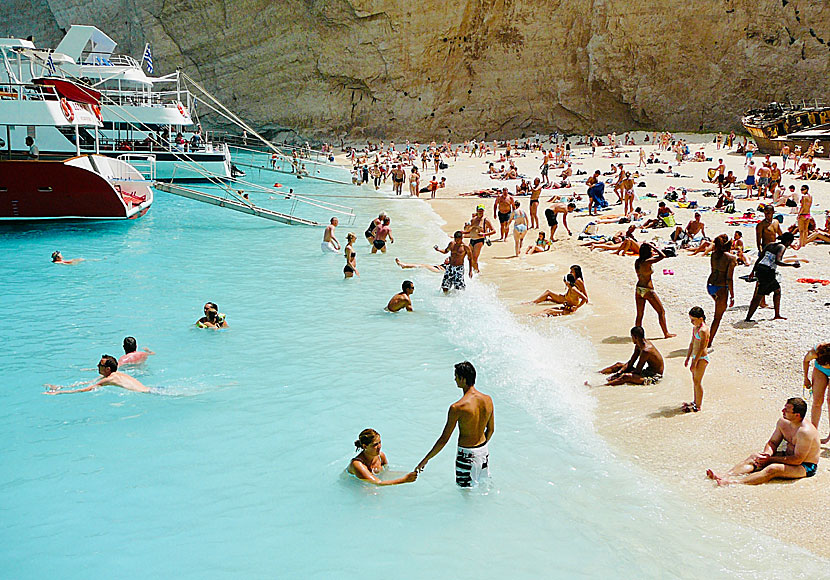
[0,158,823,578]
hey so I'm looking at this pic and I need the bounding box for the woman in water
[634,243,675,338]
[706,234,736,346]
[348,429,417,486]
[803,343,830,442]
[683,306,709,413]
[510,200,530,256]
[343,232,358,278]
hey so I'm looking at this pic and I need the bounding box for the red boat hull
[0,160,136,219]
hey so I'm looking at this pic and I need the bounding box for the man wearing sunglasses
[45,355,150,395]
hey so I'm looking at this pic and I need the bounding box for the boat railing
[81,52,140,68]
[116,153,156,181]
[96,88,191,109]
[96,135,224,155]
[0,81,61,102]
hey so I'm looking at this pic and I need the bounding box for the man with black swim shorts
[543,202,576,241]
[493,188,515,242]
[371,216,394,254]
[365,212,386,244]
[745,232,799,321]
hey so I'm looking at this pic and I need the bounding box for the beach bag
[583,222,598,236]
[724,201,736,214]
[662,215,676,227]
[439,161,448,170]
[663,246,677,257]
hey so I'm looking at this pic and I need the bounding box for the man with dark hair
[386,280,415,312]
[542,202,576,241]
[707,398,820,485]
[599,326,664,385]
[415,361,495,487]
[118,336,155,366]
[45,355,150,395]
[435,230,472,292]
[745,232,800,322]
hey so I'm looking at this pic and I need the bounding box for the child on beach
[683,307,709,413]
[526,231,551,254]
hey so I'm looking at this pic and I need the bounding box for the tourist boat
[0,26,232,181]
[741,100,830,154]
[0,71,153,220]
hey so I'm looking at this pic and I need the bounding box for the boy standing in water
[415,361,494,487]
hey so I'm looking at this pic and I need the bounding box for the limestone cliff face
[2,0,829,140]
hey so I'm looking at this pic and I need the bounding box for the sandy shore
[341,135,830,556]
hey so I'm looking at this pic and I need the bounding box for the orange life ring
[273,183,282,188]
[92,104,102,122]
[177,102,186,116]
[60,98,74,122]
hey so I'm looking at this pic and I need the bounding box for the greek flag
[142,43,153,74]
[46,51,56,76]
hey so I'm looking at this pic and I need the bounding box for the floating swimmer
[51,250,84,265]
[196,302,229,329]
[45,355,150,395]
[348,429,417,486]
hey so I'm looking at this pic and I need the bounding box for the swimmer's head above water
[354,428,381,452]
[98,355,118,376]
[123,336,137,354]
[51,251,62,262]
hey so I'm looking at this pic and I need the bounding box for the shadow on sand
[647,405,688,419]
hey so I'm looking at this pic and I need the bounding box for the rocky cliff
[3,0,829,141]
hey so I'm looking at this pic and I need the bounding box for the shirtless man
[463,205,496,272]
[673,212,706,244]
[706,398,819,485]
[543,202,576,241]
[529,177,542,229]
[365,212,386,245]
[600,326,664,385]
[494,188,515,242]
[45,355,151,394]
[118,337,155,366]
[386,280,415,312]
[756,163,771,198]
[755,205,783,252]
[415,361,494,488]
[392,165,406,195]
[715,159,726,195]
[780,144,790,171]
[797,185,813,248]
[321,217,341,253]
[435,230,473,292]
[371,217,394,254]
[745,161,756,198]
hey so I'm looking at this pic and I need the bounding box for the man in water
[118,337,155,366]
[707,398,819,485]
[365,212,386,244]
[415,361,495,487]
[386,280,415,312]
[599,326,664,385]
[371,216,394,254]
[321,217,341,253]
[51,251,84,265]
[493,188,515,242]
[45,355,150,394]
[435,230,473,292]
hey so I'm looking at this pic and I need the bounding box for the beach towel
[797,278,830,286]
[587,182,608,208]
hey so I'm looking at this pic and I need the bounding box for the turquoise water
[0,157,822,578]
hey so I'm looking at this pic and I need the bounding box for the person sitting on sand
[803,343,830,442]
[745,232,800,322]
[586,225,640,255]
[118,337,155,367]
[386,280,415,312]
[532,274,589,317]
[682,307,710,413]
[526,231,551,254]
[45,355,150,395]
[51,251,84,265]
[641,202,674,229]
[395,257,447,273]
[197,302,229,329]
[731,231,751,266]
[706,397,819,485]
[600,325,664,385]
[348,428,417,486]
[671,212,706,246]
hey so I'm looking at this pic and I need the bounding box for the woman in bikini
[463,205,495,272]
[343,233,358,278]
[706,234,736,346]
[510,200,530,256]
[348,429,417,486]
[803,343,830,442]
[529,266,589,309]
[529,177,542,229]
[526,231,551,254]
[634,243,675,338]
[683,306,709,412]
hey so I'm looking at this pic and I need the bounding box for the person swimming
[196,302,229,329]
[347,429,417,486]
[117,336,155,366]
[45,355,150,395]
[51,251,84,265]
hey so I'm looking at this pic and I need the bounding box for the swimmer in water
[386,280,415,312]
[348,429,417,486]
[117,336,155,367]
[395,257,447,273]
[51,251,84,265]
[45,355,151,394]
[197,302,229,329]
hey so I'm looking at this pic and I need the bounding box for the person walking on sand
[435,231,473,292]
[803,342,830,442]
[45,355,150,395]
[682,307,709,413]
[745,232,800,322]
[600,325,664,385]
[494,188,515,242]
[634,243,675,338]
[706,398,819,485]
[706,234,736,346]
[510,200,530,256]
[797,185,813,249]
[415,361,494,488]
[529,177,542,229]
[348,429,417,486]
